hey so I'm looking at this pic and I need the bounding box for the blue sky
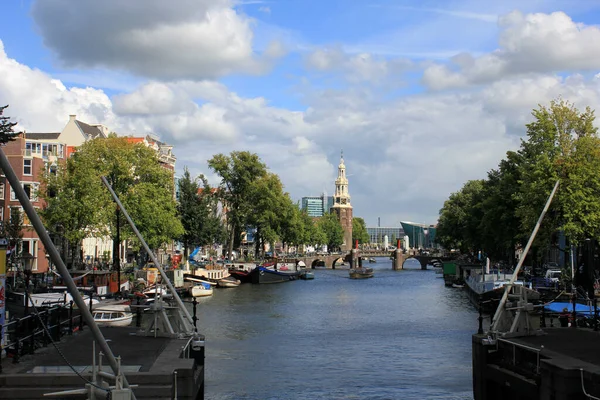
[1,1,600,226]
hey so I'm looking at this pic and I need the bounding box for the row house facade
[1,132,67,273]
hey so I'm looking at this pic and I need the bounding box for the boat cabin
[53,270,122,295]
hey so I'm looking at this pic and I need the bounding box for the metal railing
[0,300,83,371]
[497,337,544,375]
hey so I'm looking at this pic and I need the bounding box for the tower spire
[331,152,353,251]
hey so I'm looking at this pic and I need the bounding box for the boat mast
[490,180,559,334]
[0,148,137,399]
[100,176,194,332]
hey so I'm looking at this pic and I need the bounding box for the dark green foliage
[0,105,20,145]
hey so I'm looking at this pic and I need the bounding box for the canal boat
[349,267,374,279]
[189,282,214,297]
[250,265,301,284]
[227,262,256,283]
[52,269,129,296]
[92,304,133,327]
[299,270,315,280]
[217,276,241,288]
[143,285,174,300]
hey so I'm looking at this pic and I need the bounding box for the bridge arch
[331,257,345,269]
[310,259,324,269]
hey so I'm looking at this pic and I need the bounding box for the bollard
[192,297,198,332]
[595,301,598,332]
[540,303,546,328]
[0,322,2,373]
[79,307,84,332]
[572,293,577,329]
[136,296,142,328]
[477,302,484,335]
[68,301,74,335]
[13,318,20,363]
[43,309,50,346]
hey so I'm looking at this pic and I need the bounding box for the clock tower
[330,151,353,251]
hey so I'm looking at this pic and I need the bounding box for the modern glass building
[301,195,334,217]
[366,227,405,246]
[400,221,437,249]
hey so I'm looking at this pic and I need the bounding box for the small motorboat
[452,283,464,288]
[217,276,241,288]
[368,258,376,263]
[92,304,133,327]
[299,270,315,280]
[349,267,374,279]
[143,285,173,300]
[189,282,214,297]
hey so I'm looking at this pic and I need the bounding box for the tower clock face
[341,198,347,204]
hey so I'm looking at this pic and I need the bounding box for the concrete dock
[0,326,204,399]
[473,327,600,399]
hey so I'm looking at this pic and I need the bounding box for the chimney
[69,114,76,122]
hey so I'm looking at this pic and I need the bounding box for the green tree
[478,152,523,262]
[40,137,183,272]
[352,217,370,245]
[177,169,226,263]
[436,179,485,253]
[177,168,201,261]
[208,151,268,259]
[515,99,599,261]
[246,172,285,256]
[0,105,20,144]
[318,213,344,252]
[279,198,304,253]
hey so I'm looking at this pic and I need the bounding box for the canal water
[191,258,477,399]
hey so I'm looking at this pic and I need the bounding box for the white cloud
[258,6,271,14]
[305,46,412,83]
[0,40,117,132]
[423,11,600,90]
[31,0,281,80]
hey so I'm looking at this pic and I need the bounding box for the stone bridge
[295,254,353,269]
[295,252,449,270]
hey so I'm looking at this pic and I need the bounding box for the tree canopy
[40,136,183,264]
[352,217,370,244]
[436,98,600,265]
[318,213,344,251]
[177,168,225,261]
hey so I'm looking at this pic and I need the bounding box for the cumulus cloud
[31,0,282,80]
[0,40,117,132]
[422,11,600,90]
[305,46,412,84]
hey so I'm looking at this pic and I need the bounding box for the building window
[10,182,39,202]
[0,182,4,199]
[23,159,32,175]
[23,183,38,202]
[21,240,38,271]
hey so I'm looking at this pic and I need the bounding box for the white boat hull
[189,285,213,297]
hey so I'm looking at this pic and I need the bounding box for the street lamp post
[21,252,34,315]
[423,228,429,250]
